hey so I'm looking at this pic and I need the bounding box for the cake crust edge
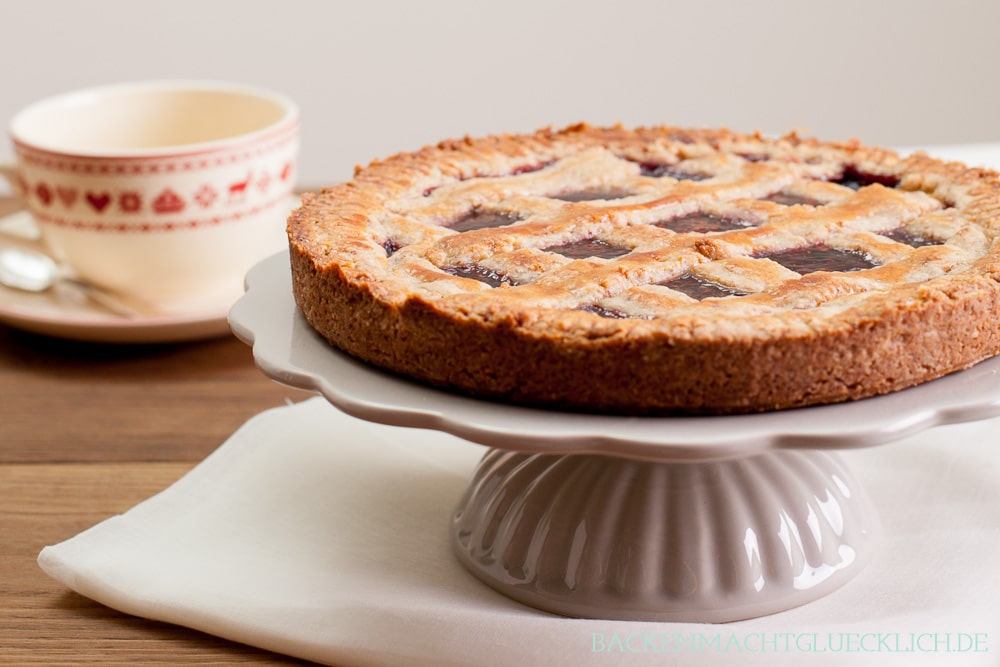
[288,124,1000,415]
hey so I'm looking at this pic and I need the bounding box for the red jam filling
[552,188,633,202]
[543,238,631,259]
[761,192,824,207]
[579,304,630,319]
[764,244,876,274]
[422,162,554,196]
[659,274,746,300]
[443,265,519,288]
[638,162,709,181]
[653,212,755,234]
[884,228,942,248]
[382,239,402,256]
[511,161,554,175]
[448,209,521,232]
[833,166,900,191]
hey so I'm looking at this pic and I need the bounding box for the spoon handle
[0,210,47,254]
[53,279,159,319]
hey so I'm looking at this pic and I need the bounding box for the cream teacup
[1,80,299,315]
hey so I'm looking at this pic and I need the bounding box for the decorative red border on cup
[29,191,297,233]
[23,161,296,216]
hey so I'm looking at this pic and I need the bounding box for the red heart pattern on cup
[21,160,294,222]
[4,81,300,312]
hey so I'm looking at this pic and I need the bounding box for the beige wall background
[2,0,998,187]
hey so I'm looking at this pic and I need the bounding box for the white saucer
[0,197,300,344]
[0,283,232,343]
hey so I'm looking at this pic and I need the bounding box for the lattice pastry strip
[395,170,943,314]
[289,125,1000,414]
[377,146,982,313]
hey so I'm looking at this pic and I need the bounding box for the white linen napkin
[39,397,999,666]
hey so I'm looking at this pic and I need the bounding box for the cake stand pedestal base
[452,448,880,622]
[232,252,1000,622]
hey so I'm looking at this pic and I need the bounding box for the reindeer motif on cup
[227,171,252,203]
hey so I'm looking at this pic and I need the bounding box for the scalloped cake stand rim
[227,252,969,622]
[229,252,1000,464]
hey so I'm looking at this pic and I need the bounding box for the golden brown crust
[288,124,1000,414]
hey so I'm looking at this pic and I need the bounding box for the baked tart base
[289,125,1000,414]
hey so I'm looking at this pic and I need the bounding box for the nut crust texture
[288,125,1000,414]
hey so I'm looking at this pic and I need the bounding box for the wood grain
[0,328,312,463]
[0,463,314,665]
[0,196,322,665]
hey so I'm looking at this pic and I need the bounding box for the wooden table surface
[0,197,321,665]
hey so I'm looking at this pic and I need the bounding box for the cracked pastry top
[287,124,1000,415]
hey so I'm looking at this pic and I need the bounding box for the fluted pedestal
[452,448,879,622]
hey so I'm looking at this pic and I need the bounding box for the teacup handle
[0,160,46,253]
[0,161,157,317]
[0,160,26,202]
[0,161,20,194]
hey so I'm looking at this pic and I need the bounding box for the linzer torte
[287,124,1000,414]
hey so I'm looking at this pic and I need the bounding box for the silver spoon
[0,246,153,318]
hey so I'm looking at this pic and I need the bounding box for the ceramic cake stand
[230,252,1000,623]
